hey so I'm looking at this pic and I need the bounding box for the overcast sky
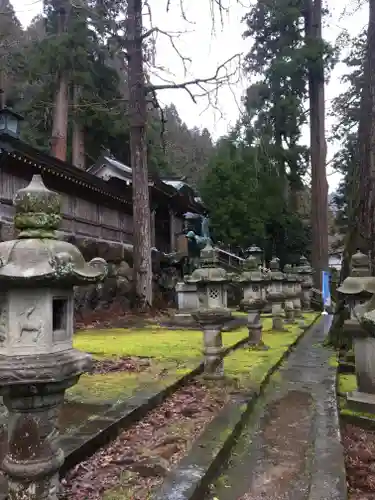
[12,0,368,192]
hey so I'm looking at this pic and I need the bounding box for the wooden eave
[0,132,206,216]
[0,133,133,207]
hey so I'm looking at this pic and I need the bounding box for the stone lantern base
[0,349,92,499]
[242,298,269,350]
[345,319,375,414]
[301,287,312,311]
[192,308,232,379]
[284,298,296,324]
[267,292,287,331]
[293,297,303,318]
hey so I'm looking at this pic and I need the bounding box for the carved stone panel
[7,289,74,356]
[207,286,223,309]
[8,289,51,355]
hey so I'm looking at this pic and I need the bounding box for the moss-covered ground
[69,324,248,404]
[68,313,317,403]
[214,312,318,390]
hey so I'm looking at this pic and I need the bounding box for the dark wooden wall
[0,168,184,252]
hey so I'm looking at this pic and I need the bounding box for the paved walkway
[207,315,347,500]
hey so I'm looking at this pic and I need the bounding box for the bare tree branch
[146,54,241,103]
[141,27,191,74]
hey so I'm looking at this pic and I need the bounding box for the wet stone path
[207,315,347,500]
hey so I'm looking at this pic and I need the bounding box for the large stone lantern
[336,251,375,412]
[267,257,286,331]
[190,242,231,378]
[297,256,313,310]
[0,175,107,499]
[237,256,268,348]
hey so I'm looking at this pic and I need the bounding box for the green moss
[74,326,247,364]
[71,313,317,404]
[329,355,339,368]
[338,373,357,393]
[219,314,318,389]
[67,360,191,404]
[67,372,141,403]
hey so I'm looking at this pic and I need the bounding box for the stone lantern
[190,242,231,378]
[283,264,297,324]
[237,256,268,349]
[297,256,313,310]
[266,257,286,331]
[0,175,107,499]
[244,245,263,266]
[335,251,375,412]
[337,250,373,319]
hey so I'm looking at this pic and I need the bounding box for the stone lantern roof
[187,242,228,283]
[0,175,107,286]
[297,256,312,274]
[269,257,284,280]
[337,251,375,296]
[283,264,298,282]
[238,255,263,283]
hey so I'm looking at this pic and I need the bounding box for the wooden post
[169,209,176,252]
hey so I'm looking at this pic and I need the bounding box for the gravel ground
[342,423,375,499]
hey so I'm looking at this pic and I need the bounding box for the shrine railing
[215,247,245,272]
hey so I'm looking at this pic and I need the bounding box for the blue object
[322,270,331,309]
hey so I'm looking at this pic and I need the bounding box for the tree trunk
[326,0,375,348]
[51,75,69,161]
[357,0,375,255]
[127,0,153,309]
[72,85,85,169]
[305,0,328,290]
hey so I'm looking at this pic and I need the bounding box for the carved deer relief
[18,304,44,343]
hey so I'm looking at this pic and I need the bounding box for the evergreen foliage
[201,0,334,264]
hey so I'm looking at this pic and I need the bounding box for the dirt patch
[90,356,151,375]
[61,380,229,500]
[240,390,313,500]
[342,423,375,499]
[75,307,165,331]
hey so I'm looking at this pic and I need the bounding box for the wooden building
[0,108,205,253]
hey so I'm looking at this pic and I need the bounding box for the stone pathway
[207,315,347,500]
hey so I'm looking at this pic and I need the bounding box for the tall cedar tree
[327,3,375,347]
[240,0,334,275]
[305,0,328,288]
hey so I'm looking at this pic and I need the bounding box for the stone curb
[307,355,347,500]
[151,314,321,500]
[60,333,250,476]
